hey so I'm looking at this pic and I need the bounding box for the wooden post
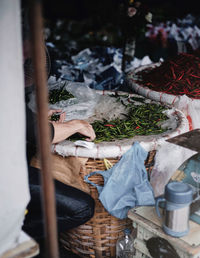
[29,1,59,257]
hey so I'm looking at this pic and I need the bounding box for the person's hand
[51,120,96,144]
[71,120,96,142]
[48,109,66,122]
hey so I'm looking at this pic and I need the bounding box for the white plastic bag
[150,141,196,197]
[28,79,101,121]
[174,94,200,130]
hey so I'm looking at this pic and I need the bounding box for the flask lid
[124,228,131,235]
[165,181,193,204]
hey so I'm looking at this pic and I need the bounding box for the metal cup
[155,181,193,237]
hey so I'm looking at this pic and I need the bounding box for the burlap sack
[31,154,90,193]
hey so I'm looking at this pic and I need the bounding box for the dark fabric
[23,167,95,240]
[25,88,54,164]
[24,88,95,240]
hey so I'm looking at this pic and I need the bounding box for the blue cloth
[93,66,124,91]
[84,142,155,219]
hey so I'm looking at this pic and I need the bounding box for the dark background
[42,0,200,21]
[21,0,200,75]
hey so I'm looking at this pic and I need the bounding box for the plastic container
[116,228,135,258]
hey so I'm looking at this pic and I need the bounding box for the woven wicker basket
[60,151,156,258]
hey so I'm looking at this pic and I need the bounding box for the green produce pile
[48,88,169,142]
[70,102,169,143]
[50,113,61,121]
[49,88,74,104]
[93,103,168,142]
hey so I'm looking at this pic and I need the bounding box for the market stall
[20,1,200,257]
[29,82,190,257]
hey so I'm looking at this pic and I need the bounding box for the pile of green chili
[70,102,168,143]
[49,88,74,104]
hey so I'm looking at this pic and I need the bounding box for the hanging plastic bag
[28,79,101,121]
[52,80,100,121]
[150,141,196,197]
[84,142,155,219]
[174,94,200,130]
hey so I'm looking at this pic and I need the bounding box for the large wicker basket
[55,90,188,257]
[60,151,156,258]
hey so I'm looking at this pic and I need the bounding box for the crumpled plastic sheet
[47,44,153,91]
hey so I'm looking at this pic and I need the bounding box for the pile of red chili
[135,53,200,99]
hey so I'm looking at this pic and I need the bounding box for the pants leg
[23,166,95,240]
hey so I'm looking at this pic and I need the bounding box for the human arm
[48,109,66,122]
[51,120,96,144]
[26,101,95,156]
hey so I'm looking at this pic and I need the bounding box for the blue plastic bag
[84,142,155,219]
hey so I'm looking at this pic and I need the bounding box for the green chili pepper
[49,89,74,104]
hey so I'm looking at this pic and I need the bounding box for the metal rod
[29,1,59,257]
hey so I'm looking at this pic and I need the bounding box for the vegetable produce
[135,53,200,99]
[70,101,168,142]
[48,86,169,142]
[49,88,74,104]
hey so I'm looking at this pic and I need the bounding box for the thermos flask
[155,181,193,237]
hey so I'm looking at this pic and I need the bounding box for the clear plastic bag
[49,80,100,121]
[29,79,101,121]
[116,228,135,258]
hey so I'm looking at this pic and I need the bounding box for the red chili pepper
[164,82,171,87]
[135,126,140,129]
[192,89,200,93]
[187,115,193,131]
[177,72,184,80]
[171,66,176,79]
[104,124,115,127]
[168,84,174,90]
[190,74,200,78]
[135,53,200,99]
[186,67,192,74]
[170,60,178,66]
[186,78,191,86]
